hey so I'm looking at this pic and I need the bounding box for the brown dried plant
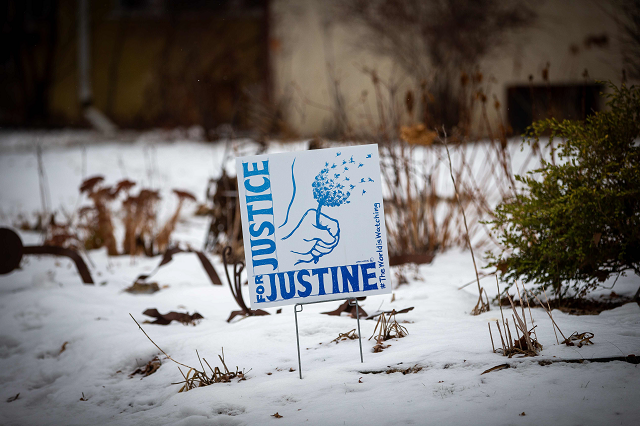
[488,280,550,358]
[331,329,359,344]
[78,176,194,257]
[369,310,409,353]
[130,314,249,393]
[122,188,161,256]
[79,176,118,255]
[155,190,196,253]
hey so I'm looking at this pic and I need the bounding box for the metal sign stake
[294,297,364,379]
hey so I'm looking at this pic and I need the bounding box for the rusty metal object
[321,299,367,319]
[135,246,222,286]
[0,227,94,284]
[0,228,24,274]
[222,246,269,322]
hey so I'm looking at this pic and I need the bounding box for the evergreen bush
[488,82,640,298]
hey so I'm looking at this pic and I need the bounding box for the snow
[0,131,639,426]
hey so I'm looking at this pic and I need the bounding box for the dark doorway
[507,84,604,135]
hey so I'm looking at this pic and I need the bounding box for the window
[507,84,603,135]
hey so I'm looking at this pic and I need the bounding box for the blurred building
[0,0,634,138]
[271,0,630,138]
[0,0,270,136]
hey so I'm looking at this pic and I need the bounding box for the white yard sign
[236,145,391,308]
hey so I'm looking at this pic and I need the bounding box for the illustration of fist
[281,208,340,265]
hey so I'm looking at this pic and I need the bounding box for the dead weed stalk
[130,314,249,392]
[441,130,489,315]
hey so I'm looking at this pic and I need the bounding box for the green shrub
[487,82,640,298]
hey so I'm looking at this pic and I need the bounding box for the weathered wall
[270,0,630,138]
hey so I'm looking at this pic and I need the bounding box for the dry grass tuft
[175,348,249,393]
[330,329,359,344]
[369,310,409,352]
[130,356,161,378]
[130,314,249,393]
[488,280,561,358]
[125,281,160,294]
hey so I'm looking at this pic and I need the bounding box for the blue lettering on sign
[373,202,386,288]
[259,262,378,303]
[243,161,279,275]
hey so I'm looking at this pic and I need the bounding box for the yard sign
[236,144,391,308]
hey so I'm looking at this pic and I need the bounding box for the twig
[529,291,568,342]
[129,313,193,370]
[488,323,495,353]
[542,289,560,344]
[496,320,507,352]
[523,285,538,342]
[505,318,514,352]
[458,272,493,290]
[506,291,534,352]
[442,128,483,309]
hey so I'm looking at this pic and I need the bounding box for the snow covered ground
[0,131,639,426]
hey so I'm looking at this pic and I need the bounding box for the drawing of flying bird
[325,162,329,167]
[344,166,349,171]
[331,163,337,168]
[349,156,355,163]
[336,152,341,156]
[366,154,372,158]
[344,177,350,181]
[334,173,340,178]
[358,163,364,168]
[368,177,374,182]
[362,189,366,195]
[350,184,355,190]
[342,160,347,165]
[360,178,365,183]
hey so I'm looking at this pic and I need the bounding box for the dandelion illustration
[312,166,351,229]
[280,151,375,266]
